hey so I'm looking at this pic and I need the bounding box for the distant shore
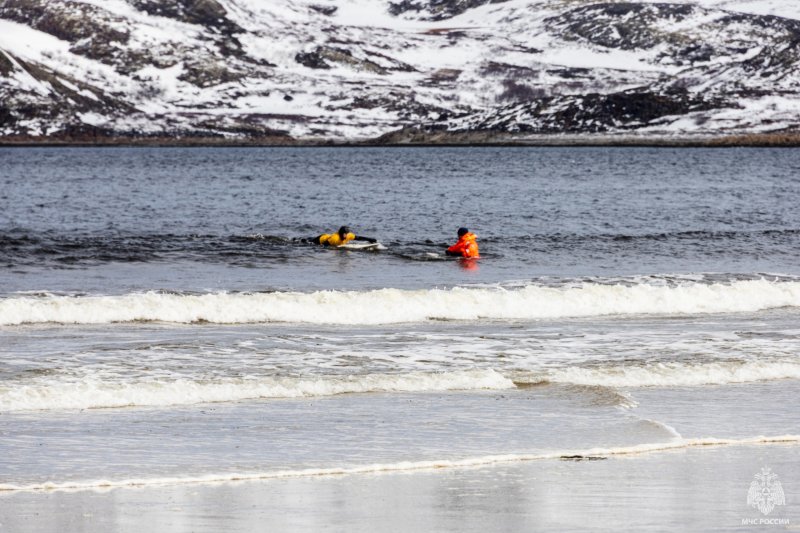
[2,131,800,148]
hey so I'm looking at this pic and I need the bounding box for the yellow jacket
[318,232,356,246]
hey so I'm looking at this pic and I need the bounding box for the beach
[2,436,797,532]
[1,146,799,531]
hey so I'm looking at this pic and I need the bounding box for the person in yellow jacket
[312,226,377,246]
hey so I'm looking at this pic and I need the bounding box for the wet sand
[2,443,796,533]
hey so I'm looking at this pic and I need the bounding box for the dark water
[2,146,800,292]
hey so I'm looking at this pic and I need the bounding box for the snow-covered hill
[1,0,799,142]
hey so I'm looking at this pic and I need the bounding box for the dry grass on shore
[709,132,800,147]
[2,130,800,148]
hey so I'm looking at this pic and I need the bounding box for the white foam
[545,360,800,388]
[5,359,796,412]
[2,434,796,493]
[0,369,514,412]
[3,279,800,326]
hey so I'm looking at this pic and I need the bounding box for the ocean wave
[2,434,796,493]
[0,369,515,412]
[0,232,295,267]
[539,360,800,388]
[3,279,800,326]
[4,359,798,413]
[6,229,800,267]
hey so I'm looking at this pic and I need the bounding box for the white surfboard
[339,242,387,251]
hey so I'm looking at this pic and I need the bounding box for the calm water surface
[2,146,800,292]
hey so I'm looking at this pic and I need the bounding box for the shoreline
[1,443,796,532]
[3,434,797,493]
[2,132,800,148]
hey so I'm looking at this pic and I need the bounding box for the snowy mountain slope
[0,0,799,142]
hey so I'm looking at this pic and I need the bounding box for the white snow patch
[0,20,71,59]
[538,46,675,74]
[77,112,109,126]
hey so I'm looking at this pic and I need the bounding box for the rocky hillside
[1,0,799,143]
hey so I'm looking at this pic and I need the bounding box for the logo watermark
[742,467,789,527]
[748,467,786,516]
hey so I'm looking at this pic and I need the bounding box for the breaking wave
[3,279,800,326]
[3,360,798,413]
[0,369,514,412]
[2,435,797,493]
[539,360,800,388]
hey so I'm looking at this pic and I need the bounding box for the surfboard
[339,242,387,251]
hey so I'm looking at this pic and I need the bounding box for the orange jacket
[447,232,480,258]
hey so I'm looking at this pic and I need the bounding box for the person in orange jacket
[446,227,480,258]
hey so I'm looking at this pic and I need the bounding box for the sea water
[0,147,799,497]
